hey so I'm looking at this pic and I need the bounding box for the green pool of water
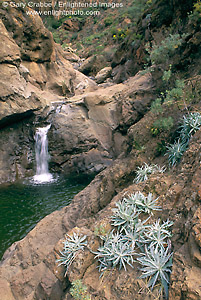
[0,175,91,259]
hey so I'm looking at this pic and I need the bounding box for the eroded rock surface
[47,72,155,175]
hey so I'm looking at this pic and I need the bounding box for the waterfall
[33,124,53,183]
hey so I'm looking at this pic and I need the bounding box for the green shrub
[146,34,186,65]
[104,17,113,27]
[164,80,185,105]
[151,117,174,136]
[194,0,201,12]
[151,80,185,118]
[70,280,91,300]
[71,33,78,42]
[155,140,167,156]
[52,32,61,44]
[94,224,108,237]
[162,65,172,83]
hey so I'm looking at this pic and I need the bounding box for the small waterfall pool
[0,175,91,259]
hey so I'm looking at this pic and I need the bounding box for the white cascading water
[33,124,53,183]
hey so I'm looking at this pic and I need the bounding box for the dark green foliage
[155,140,167,156]
[146,34,187,65]
[151,117,174,136]
[164,80,185,106]
[104,17,113,27]
[70,33,78,42]
[44,16,63,30]
[150,98,163,114]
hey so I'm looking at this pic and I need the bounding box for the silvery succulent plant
[57,232,87,275]
[111,199,139,231]
[123,191,161,215]
[123,218,150,249]
[94,230,136,274]
[180,112,201,141]
[134,163,166,183]
[144,219,173,252]
[166,139,187,166]
[137,245,173,298]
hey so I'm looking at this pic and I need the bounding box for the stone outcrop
[0,4,98,124]
[47,72,155,175]
[95,67,112,84]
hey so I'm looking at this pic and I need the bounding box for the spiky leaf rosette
[144,219,173,252]
[57,233,87,275]
[134,163,166,183]
[166,139,187,166]
[94,230,136,274]
[180,112,201,142]
[123,218,150,249]
[123,191,161,215]
[111,199,140,231]
[137,245,173,298]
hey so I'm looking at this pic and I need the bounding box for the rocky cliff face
[0,4,96,183]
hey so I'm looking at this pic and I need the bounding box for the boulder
[63,52,81,63]
[62,19,82,32]
[78,55,97,75]
[95,67,112,84]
